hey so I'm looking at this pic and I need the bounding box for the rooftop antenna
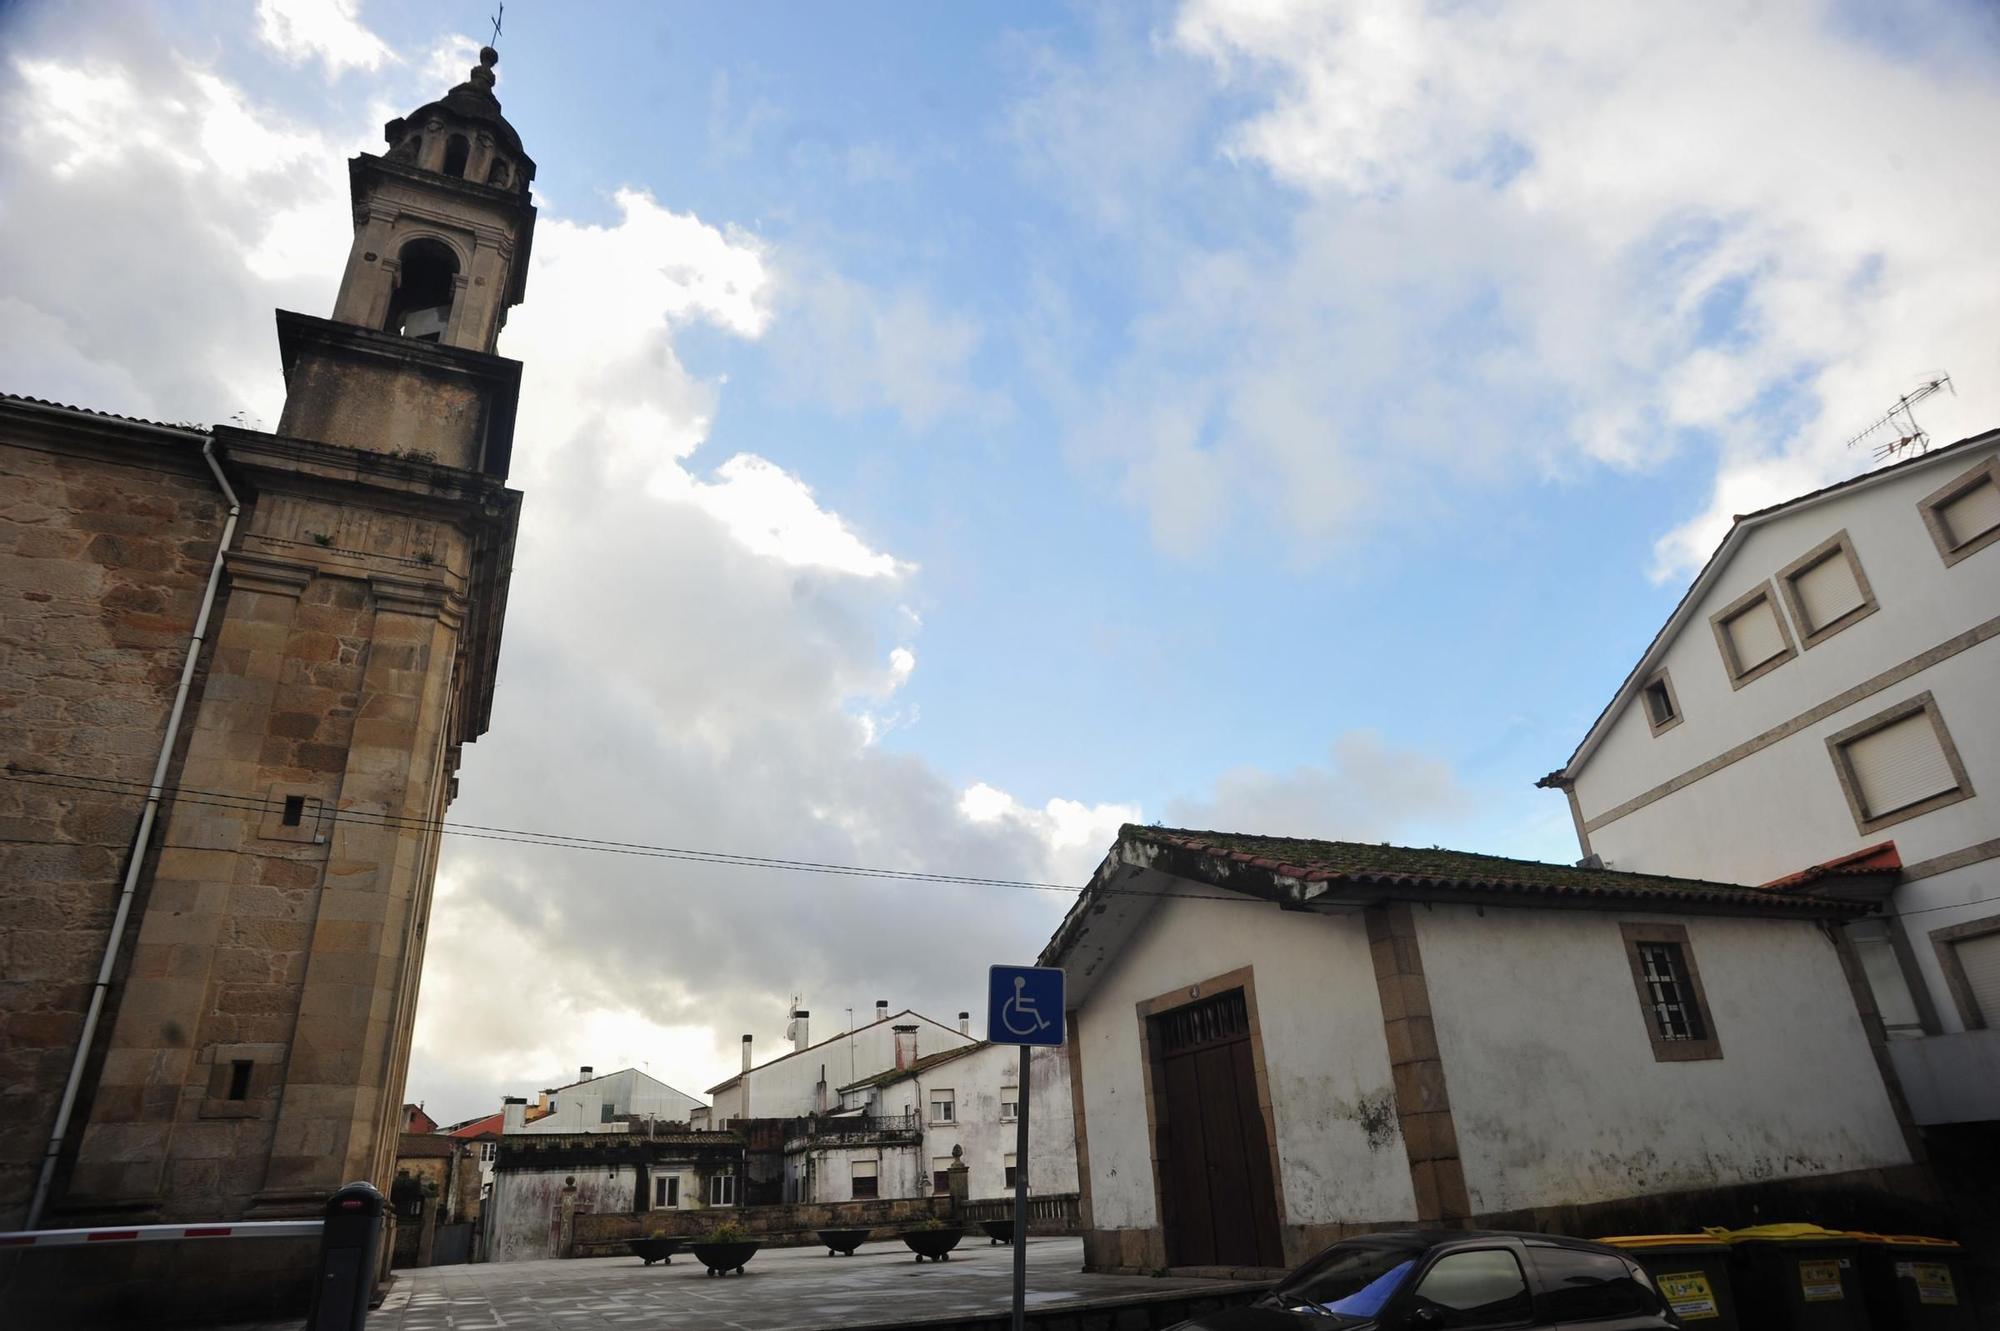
[1843,374,1954,462]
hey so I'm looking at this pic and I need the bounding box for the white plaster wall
[719,1013,975,1121]
[1578,440,2000,827]
[864,1043,1078,1200]
[486,1164,634,1263]
[1585,645,1998,1029]
[798,1142,925,1202]
[1417,903,1911,1216]
[1074,888,1413,1232]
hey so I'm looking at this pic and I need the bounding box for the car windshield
[1273,1245,1418,1321]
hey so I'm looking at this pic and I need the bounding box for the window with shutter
[1826,693,1972,833]
[1846,715,1953,815]
[1941,477,2000,547]
[1920,458,2000,565]
[1710,582,1796,688]
[1778,530,1877,648]
[1951,933,2000,1029]
[1726,601,1784,667]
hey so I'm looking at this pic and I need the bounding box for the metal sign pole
[1010,1042,1030,1331]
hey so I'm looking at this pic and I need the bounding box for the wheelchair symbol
[1000,975,1051,1037]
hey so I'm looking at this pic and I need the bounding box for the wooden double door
[1149,987,1284,1269]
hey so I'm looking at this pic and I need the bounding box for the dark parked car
[1171,1229,1679,1330]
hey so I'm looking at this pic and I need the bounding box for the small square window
[1918,456,2000,566]
[1620,923,1721,1062]
[1639,670,1680,736]
[654,1175,680,1208]
[709,1171,736,1206]
[1708,582,1796,689]
[999,1088,1019,1122]
[1776,530,1878,649]
[929,1089,954,1123]
[851,1160,878,1200]
[1825,692,1973,834]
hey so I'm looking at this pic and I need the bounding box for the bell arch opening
[442,133,470,178]
[385,238,459,342]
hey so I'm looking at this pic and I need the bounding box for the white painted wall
[1570,443,2000,1042]
[1072,885,1415,1233]
[713,1011,975,1123]
[1417,903,1912,1215]
[793,1142,926,1203]
[859,1042,1078,1201]
[486,1164,633,1263]
[521,1068,704,1133]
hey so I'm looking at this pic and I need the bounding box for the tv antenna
[1843,374,1953,461]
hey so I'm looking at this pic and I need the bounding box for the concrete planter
[903,1229,963,1262]
[628,1237,684,1265]
[817,1227,870,1256]
[691,1241,760,1275]
[980,1219,1018,1245]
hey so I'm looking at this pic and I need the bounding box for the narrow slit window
[228,1059,254,1101]
[281,795,305,827]
[1636,943,1704,1042]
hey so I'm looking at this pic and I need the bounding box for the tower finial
[471,45,498,92]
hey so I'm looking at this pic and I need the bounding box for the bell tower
[51,48,531,1260]
[276,45,537,474]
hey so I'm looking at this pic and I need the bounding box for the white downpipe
[26,436,241,1229]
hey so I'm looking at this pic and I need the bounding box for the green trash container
[1717,1224,1871,1331]
[1850,1234,1976,1331]
[1598,1234,1740,1329]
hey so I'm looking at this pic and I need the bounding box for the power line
[3,764,1262,902]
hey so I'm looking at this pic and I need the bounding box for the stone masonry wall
[0,434,228,1227]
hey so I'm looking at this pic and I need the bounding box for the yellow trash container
[1713,1223,1871,1331]
[1848,1233,1975,1331]
[1597,1233,1740,1329]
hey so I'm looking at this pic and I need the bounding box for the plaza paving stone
[223,1236,1262,1330]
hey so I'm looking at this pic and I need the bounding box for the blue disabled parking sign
[988,964,1065,1046]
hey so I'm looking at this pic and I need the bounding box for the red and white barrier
[0,1220,321,1248]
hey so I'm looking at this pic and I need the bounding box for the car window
[1411,1249,1534,1328]
[1534,1247,1659,1321]
[1278,1242,1421,1311]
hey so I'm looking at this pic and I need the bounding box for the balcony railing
[782,1111,921,1152]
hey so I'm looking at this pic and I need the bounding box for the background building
[1541,432,1999,1149]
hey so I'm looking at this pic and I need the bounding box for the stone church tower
[0,48,533,1319]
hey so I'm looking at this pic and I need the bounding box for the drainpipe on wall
[26,433,241,1229]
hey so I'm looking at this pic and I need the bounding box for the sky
[2,0,1996,1123]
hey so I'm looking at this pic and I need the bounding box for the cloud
[1012,0,2000,574]
[255,0,395,77]
[1165,731,1473,842]
[0,22,1099,1123]
[773,264,1005,432]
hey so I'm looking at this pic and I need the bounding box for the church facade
[0,48,535,1319]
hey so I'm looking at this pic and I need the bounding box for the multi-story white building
[1540,429,2000,1135]
[786,1033,1076,1205]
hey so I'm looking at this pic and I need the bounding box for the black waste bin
[308,1180,385,1331]
[1598,1234,1741,1330]
[1720,1224,1871,1331]
[1850,1234,1976,1331]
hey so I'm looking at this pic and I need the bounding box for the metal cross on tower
[489,3,504,47]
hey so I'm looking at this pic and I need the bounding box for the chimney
[875,999,888,1022]
[579,1065,593,1082]
[893,1024,918,1071]
[792,1009,810,1050]
[741,1033,753,1072]
[958,1011,970,1036]
[502,1096,527,1134]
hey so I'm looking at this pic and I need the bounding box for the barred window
[1636,942,1704,1041]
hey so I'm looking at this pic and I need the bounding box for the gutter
[27,433,242,1228]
